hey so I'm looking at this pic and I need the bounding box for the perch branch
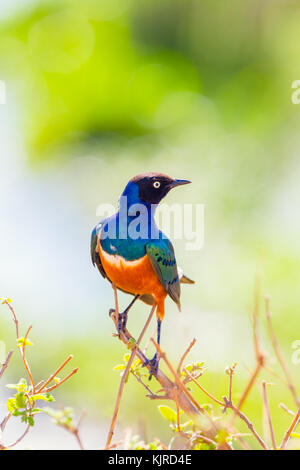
[105,297,156,450]
[264,296,299,408]
[279,407,300,450]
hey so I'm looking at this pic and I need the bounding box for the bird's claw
[142,354,159,380]
[117,311,128,335]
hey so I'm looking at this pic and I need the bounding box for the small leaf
[17,337,33,347]
[113,364,126,371]
[44,393,55,402]
[127,338,136,350]
[15,392,26,409]
[6,384,19,390]
[27,416,35,426]
[158,405,178,424]
[7,398,16,412]
[123,353,131,363]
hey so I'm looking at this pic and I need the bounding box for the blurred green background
[0,0,299,449]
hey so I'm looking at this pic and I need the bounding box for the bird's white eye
[153,181,160,188]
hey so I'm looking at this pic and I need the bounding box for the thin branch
[105,298,156,450]
[72,409,87,450]
[41,368,78,393]
[223,396,268,450]
[174,388,181,432]
[183,367,224,406]
[36,354,74,393]
[231,271,265,423]
[3,300,19,338]
[151,339,206,416]
[20,325,35,393]
[279,408,300,450]
[1,425,30,450]
[131,371,155,397]
[262,381,276,450]
[264,296,299,408]
[279,403,295,417]
[177,338,196,374]
[108,298,201,417]
[0,351,13,379]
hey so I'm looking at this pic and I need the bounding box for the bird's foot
[142,354,159,380]
[108,309,127,337]
[109,308,115,317]
[117,311,128,336]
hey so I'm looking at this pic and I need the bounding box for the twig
[177,338,196,374]
[174,388,181,432]
[73,409,86,450]
[41,368,79,393]
[105,298,156,450]
[279,403,295,417]
[1,425,30,450]
[151,339,205,416]
[20,325,35,393]
[264,296,299,407]
[131,371,155,397]
[109,299,201,417]
[36,355,74,393]
[231,271,265,423]
[262,381,276,450]
[0,351,13,379]
[183,367,224,406]
[223,396,268,450]
[3,300,19,338]
[279,408,300,450]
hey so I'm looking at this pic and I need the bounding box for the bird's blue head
[121,172,191,208]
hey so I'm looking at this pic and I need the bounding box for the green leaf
[12,410,25,417]
[6,384,19,390]
[113,364,126,371]
[44,393,55,402]
[27,416,35,426]
[7,398,16,412]
[15,392,26,409]
[158,405,179,423]
[123,353,131,363]
[17,337,33,347]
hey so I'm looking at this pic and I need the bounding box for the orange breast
[98,240,167,318]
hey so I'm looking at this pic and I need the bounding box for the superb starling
[91,172,194,377]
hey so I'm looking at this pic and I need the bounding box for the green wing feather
[146,241,181,309]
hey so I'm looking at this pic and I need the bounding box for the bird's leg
[117,295,140,335]
[143,318,161,380]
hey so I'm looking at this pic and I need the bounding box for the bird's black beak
[169,179,191,188]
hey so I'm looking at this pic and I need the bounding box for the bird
[91,172,194,378]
